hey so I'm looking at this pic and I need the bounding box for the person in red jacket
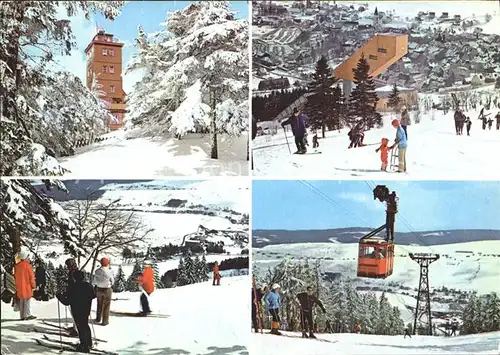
[375,138,393,171]
[13,249,36,320]
[136,261,155,315]
[213,262,221,286]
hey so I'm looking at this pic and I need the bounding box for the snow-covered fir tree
[387,83,402,111]
[45,260,57,299]
[195,254,209,282]
[0,1,124,175]
[127,1,248,159]
[112,265,126,292]
[125,260,142,292]
[54,264,69,295]
[485,292,500,332]
[462,292,479,334]
[0,179,82,270]
[151,259,165,289]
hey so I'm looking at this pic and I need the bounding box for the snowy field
[252,107,500,178]
[59,130,249,177]
[1,276,249,355]
[253,241,500,295]
[250,330,500,355]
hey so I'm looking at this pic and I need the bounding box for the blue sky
[51,1,248,93]
[252,181,500,231]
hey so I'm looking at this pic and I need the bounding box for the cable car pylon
[357,185,398,279]
[409,253,440,336]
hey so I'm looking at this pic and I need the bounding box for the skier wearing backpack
[296,286,326,339]
[265,284,282,335]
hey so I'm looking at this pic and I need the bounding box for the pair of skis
[252,275,264,334]
[265,331,336,343]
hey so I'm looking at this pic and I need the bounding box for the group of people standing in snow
[252,283,327,338]
[455,107,500,136]
[1,249,157,353]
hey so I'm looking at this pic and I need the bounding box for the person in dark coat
[281,108,308,154]
[404,326,412,338]
[348,122,365,148]
[64,258,79,336]
[57,270,96,353]
[496,112,500,130]
[252,116,257,140]
[296,286,326,338]
[465,117,472,136]
[252,284,268,333]
[312,134,319,149]
[34,259,47,301]
[450,323,457,336]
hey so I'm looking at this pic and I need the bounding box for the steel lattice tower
[409,253,440,336]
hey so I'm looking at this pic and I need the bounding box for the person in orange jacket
[375,138,393,171]
[13,249,36,320]
[213,262,221,286]
[136,261,155,315]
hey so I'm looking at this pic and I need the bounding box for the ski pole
[89,315,97,347]
[283,127,291,154]
[57,299,63,353]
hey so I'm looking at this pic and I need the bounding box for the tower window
[103,65,108,73]
[102,48,108,56]
[109,85,116,93]
[109,49,115,56]
[109,66,115,74]
[378,48,387,53]
[369,54,378,60]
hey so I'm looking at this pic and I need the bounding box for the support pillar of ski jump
[409,253,440,336]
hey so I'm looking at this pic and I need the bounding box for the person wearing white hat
[265,283,282,335]
[13,249,37,320]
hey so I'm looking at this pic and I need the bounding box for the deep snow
[250,330,500,355]
[252,108,500,178]
[59,130,249,177]
[1,276,249,355]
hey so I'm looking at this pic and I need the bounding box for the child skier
[375,138,392,171]
[312,134,319,149]
[466,117,472,136]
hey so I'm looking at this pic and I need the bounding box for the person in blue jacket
[265,283,282,335]
[390,119,408,172]
[281,108,308,154]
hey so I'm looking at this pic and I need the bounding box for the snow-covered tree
[0,179,82,270]
[127,1,249,159]
[376,292,392,335]
[485,292,500,332]
[54,264,69,295]
[387,83,402,112]
[125,260,142,292]
[112,265,126,292]
[196,254,209,282]
[0,1,124,175]
[151,259,165,289]
[462,292,479,334]
[45,260,57,299]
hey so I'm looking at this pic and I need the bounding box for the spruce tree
[198,255,209,282]
[54,264,69,295]
[177,257,188,286]
[348,53,382,128]
[332,84,345,130]
[462,293,478,334]
[344,283,361,330]
[45,261,57,299]
[307,56,337,137]
[112,265,126,293]
[376,292,392,335]
[485,292,500,332]
[125,260,142,292]
[151,259,165,289]
[387,83,402,111]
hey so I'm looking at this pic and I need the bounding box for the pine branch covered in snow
[127,1,249,156]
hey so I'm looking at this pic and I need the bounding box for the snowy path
[60,131,249,177]
[1,277,249,355]
[253,110,500,178]
[251,331,500,354]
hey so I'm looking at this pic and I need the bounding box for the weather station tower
[84,27,126,130]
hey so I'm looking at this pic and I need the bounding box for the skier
[312,134,319,149]
[348,122,365,148]
[465,117,472,136]
[400,106,411,140]
[450,323,457,336]
[324,319,333,333]
[34,258,47,301]
[496,112,500,130]
[93,257,114,326]
[136,261,154,315]
[213,261,221,286]
[353,323,361,334]
[375,138,392,171]
[404,326,412,338]
[454,110,465,135]
[281,108,308,154]
[265,283,282,335]
[59,270,96,353]
[61,258,79,336]
[487,118,493,130]
[479,108,487,130]
[252,283,268,333]
[296,286,326,339]
[13,249,36,320]
[390,119,407,173]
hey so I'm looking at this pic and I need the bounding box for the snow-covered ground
[59,130,249,177]
[250,330,500,355]
[1,276,249,355]
[252,107,500,178]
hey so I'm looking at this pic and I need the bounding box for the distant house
[374,85,418,112]
[257,77,291,91]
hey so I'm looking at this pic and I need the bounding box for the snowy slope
[253,107,500,178]
[59,130,249,177]
[1,276,249,355]
[250,330,500,355]
[253,241,500,295]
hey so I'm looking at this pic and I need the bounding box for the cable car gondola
[357,185,398,279]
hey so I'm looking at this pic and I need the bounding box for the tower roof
[84,30,124,54]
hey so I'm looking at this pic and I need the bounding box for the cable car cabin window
[360,246,376,258]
